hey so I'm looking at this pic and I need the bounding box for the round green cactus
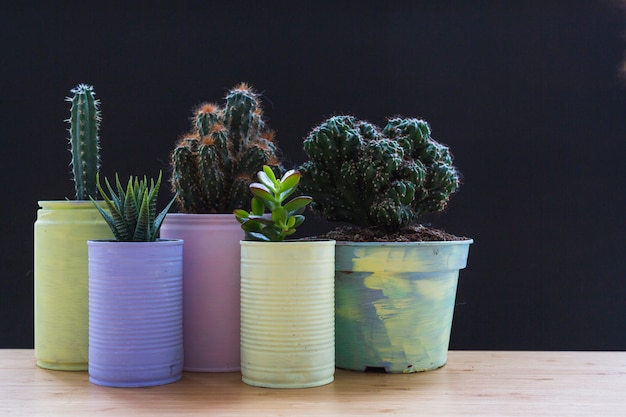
[170,83,282,213]
[299,115,460,231]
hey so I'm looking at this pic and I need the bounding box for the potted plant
[33,84,113,371]
[87,171,182,387]
[299,115,473,373]
[160,83,282,372]
[234,166,336,388]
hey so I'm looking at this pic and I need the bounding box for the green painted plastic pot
[335,239,473,373]
[34,200,113,370]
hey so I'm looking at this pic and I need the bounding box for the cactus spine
[170,83,281,213]
[67,84,101,200]
[299,115,460,231]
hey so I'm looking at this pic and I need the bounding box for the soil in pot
[322,224,469,242]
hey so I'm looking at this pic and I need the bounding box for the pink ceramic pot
[160,214,243,372]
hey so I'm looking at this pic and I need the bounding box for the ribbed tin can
[161,213,243,372]
[34,200,113,370]
[240,240,335,388]
[335,240,473,373]
[88,239,184,387]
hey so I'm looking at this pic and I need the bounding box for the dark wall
[2,2,625,350]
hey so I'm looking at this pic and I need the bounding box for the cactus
[299,115,460,231]
[91,171,175,242]
[66,84,101,200]
[170,83,282,213]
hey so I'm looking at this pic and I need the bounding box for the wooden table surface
[1,350,625,416]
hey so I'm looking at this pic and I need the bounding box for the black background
[2,1,626,350]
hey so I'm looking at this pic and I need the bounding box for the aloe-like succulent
[299,115,460,231]
[91,171,175,242]
[170,83,282,213]
[234,166,312,242]
[67,84,101,200]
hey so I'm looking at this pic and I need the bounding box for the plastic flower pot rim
[334,239,473,247]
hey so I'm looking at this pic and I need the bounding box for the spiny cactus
[299,115,460,231]
[66,84,101,200]
[170,83,282,213]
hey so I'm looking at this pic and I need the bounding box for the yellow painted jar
[34,200,112,370]
[335,239,473,373]
[240,240,336,388]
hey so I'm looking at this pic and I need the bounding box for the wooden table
[1,350,624,416]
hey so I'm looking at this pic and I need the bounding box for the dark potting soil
[318,224,469,242]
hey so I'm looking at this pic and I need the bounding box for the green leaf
[279,170,300,192]
[90,197,123,241]
[249,182,274,202]
[284,196,312,213]
[248,215,274,225]
[247,231,270,242]
[278,186,297,203]
[272,206,288,227]
[257,170,277,192]
[98,174,131,240]
[262,165,278,184]
[113,174,126,204]
[241,218,265,233]
[251,196,265,216]
[293,215,305,228]
[233,209,250,223]
[133,189,150,241]
[124,179,139,236]
[152,195,176,241]
[261,227,282,242]
[147,171,163,223]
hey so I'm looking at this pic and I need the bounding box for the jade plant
[170,83,282,214]
[67,84,101,200]
[298,115,460,231]
[234,166,312,242]
[91,171,175,242]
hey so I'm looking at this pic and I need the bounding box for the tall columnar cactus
[299,115,460,231]
[170,83,281,213]
[67,84,101,200]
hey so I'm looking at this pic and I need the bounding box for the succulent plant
[234,166,312,242]
[67,84,101,200]
[91,171,175,242]
[170,83,282,214]
[298,115,460,231]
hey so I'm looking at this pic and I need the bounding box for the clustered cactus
[92,171,175,242]
[170,83,281,213]
[299,115,460,231]
[67,84,101,200]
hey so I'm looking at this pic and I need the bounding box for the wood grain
[1,350,625,416]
